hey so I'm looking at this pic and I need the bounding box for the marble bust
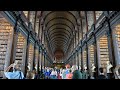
[106,61,113,73]
[84,64,87,70]
[27,63,31,71]
[91,64,96,72]
[35,64,37,70]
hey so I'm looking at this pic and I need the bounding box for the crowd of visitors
[3,61,120,79]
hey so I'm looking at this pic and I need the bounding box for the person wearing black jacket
[98,67,106,79]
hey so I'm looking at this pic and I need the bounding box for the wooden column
[38,18,41,39]
[80,46,83,71]
[93,31,99,76]
[27,11,30,22]
[37,44,40,74]
[74,33,77,65]
[44,51,46,69]
[40,48,43,72]
[39,47,42,72]
[34,11,37,32]
[76,52,77,65]
[86,42,90,74]
[10,14,20,64]
[77,50,79,70]
[33,41,36,70]
[72,55,74,65]
[42,48,44,71]
[24,24,31,77]
[85,11,88,32]
[105,11,116,66]
[93,11,99,76]
[93,11,96,24]
[74,53,76,65]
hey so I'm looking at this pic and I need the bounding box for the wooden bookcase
[28,43,34,71]
[89,45,94,66]
[114,25,120,55]
[113,24,120,64]
[79,53,81,66]
[0,17,13,77]
[83,50,86,67]
[98,35,109,68]
[15,33,26,70]
[35,49,39,70]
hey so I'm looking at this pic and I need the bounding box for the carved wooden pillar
[77,50,79,70]
[34,11,37,32]
[86,42,90,74]
[39,47,42,72]
[24,31,30,77]
[44,51,46,69]
[93,31,99,76]
[10,14,20,64]
[80,46,83,71]
[105,12,116,66]
[72,55,74,65]
[40,48,43,72]
[33,40,36,70]
[37,45,40,74]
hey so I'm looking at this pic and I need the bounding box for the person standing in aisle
[98,67,106,79]
[4,61,25,79]
[72,65,82,79]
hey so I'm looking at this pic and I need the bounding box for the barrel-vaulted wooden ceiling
[42,11,79,62]
[24,11,102,63]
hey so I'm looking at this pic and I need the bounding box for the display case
[98,35,109,68]
[0,15,13,77]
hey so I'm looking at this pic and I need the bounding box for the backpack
[19,72,25,79]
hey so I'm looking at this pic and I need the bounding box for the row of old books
[15,33,26,66]
[0,17,13,77]
[89,45,94,66]
[28,44,34,68]
[99,35,109,68]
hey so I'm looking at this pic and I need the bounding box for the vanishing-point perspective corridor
[0,11,120,79]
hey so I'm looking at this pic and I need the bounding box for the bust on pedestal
[27,63,31,71]
[35,64,37,71]
[106,61,113,73]
[91,64,96,73]
[106,61,113,79]
[115,65,120,79]
[79,65,81,71]
[84,64,87,71]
